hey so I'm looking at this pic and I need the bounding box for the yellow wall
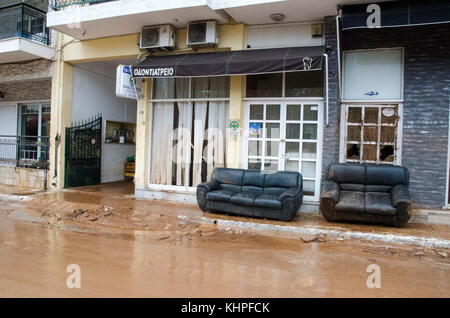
[51,23,246,189]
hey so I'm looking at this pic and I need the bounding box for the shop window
[343,48,403,100]
[246,71,324,98]
[285,71,323,97]
[153,77,230,100]
[343,105,399,164]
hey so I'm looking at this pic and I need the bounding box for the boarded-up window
[343,105,399,164]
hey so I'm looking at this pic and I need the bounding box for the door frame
[243,99,324,202]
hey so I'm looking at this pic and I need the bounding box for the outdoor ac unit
[140,25,176,50]
[187,20,218,47]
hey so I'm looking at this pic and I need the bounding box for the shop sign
[116,65,142,99]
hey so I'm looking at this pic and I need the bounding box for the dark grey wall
[324,17,450,208]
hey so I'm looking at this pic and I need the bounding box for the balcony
[49,0,113,11]
[0,3,54,63]
[0,135,50,169]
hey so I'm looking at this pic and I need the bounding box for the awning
[342,0,450,30]
[131,46,325,78]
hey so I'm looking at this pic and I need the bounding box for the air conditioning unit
[140,25,176,50]
[187,20,218,47]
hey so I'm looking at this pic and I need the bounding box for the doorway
[244,100,323,201]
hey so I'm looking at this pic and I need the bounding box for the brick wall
[0,79,52,102]
[324,18,450,208]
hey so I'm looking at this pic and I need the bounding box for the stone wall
[0,166,47,193]
[0,79,52,101]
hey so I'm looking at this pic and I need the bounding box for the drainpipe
[336,13,342,101]
[324,53,329,126]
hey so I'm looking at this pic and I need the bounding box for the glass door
[246,101,323,200]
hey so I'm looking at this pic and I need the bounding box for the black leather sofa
[320,163,412,227]
[196,168,303,221]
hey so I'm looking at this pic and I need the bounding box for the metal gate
[65,115,102,188]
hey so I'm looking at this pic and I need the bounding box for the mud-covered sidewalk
[0,181,449,297]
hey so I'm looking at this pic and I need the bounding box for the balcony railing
[0,3,50,45]
[0,135,50,169]
[50,0,114,11]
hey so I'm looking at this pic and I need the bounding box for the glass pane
[362,144,377,161]
[249,104,263,120]
[21,113,38,136]
[381,126,396,143]
[285,159,299,172]
[40,113,51,137]
[303,105,318,121]
[303,124,317,140]
[152,78,175,99]
[191,77,209,98]
[249,122,262,138]
[303,180,315,196]
[248,140,263,156]
[286,105,301,121]
[286,123,300,139]
[347,126,361,142]
[286,142,299,159]
[346,144,360,160]
[348,107,362,123]
[42,104,51,113]
[363,126,378,142]
[364,107,378,124]
[264,159,278,172]
[248,158,262,171]
[265,141,279,157]
[285,70,324,97]
[266,104,280,120]
[266,123,280,139]
[301,161,316,178]
[302,142,317,159]
[246,73,282,97]
[380,145,395,162]
[381,107,397,124]
[209,76,230,98]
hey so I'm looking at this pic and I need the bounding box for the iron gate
[65,115,102,188]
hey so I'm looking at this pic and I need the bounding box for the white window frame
[339,103,403,165]
[242,99,324,202]
[147,77,230,191]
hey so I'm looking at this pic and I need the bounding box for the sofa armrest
[391,184,411,207]
[197,181,219,192]
[321,180,340,204]
[279,187,300,201]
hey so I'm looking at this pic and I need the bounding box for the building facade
[44,0,450,210]
[0,0,54,192]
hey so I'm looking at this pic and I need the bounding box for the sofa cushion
[365,192,396,215]
[335,191,364,213]
[211,167,245,185]
[230,192,259,206]
[242,185,263,194]
[366,165,409,186]
[340,183,365,191]
[264,171,299,188]
[328,164,365,184]
[365,185,392,193]
[254,193,282,209]
[263,187,286,195]
[206,189,237,203]
[243,170,265,187]
[221,183,242,192]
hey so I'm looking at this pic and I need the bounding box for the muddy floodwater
[0,181,449,297]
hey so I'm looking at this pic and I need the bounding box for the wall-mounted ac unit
[187,20,218,47]
[140,24,176,50]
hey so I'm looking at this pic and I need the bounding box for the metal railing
[0,3,50,45]
[50,0,114,11]
[0,135,50,169]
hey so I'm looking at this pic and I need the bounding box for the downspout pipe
[324,53,329,126]
[336,14,342,101]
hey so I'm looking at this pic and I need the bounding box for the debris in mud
[414,250,425,257]
[156,235,170,241]
[72,209,87,218]
[433,249,448,258]
[300,234,327,243]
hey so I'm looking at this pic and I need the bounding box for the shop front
[132,46,327,202]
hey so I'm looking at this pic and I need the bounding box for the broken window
[343,105,399,164]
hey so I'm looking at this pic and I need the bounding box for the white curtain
[192,102,207,186]
[150,102,174,185]
[206,101,228,180]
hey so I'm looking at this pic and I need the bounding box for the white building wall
[72,61,137,183]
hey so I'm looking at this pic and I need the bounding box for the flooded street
[0,182,449,297]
